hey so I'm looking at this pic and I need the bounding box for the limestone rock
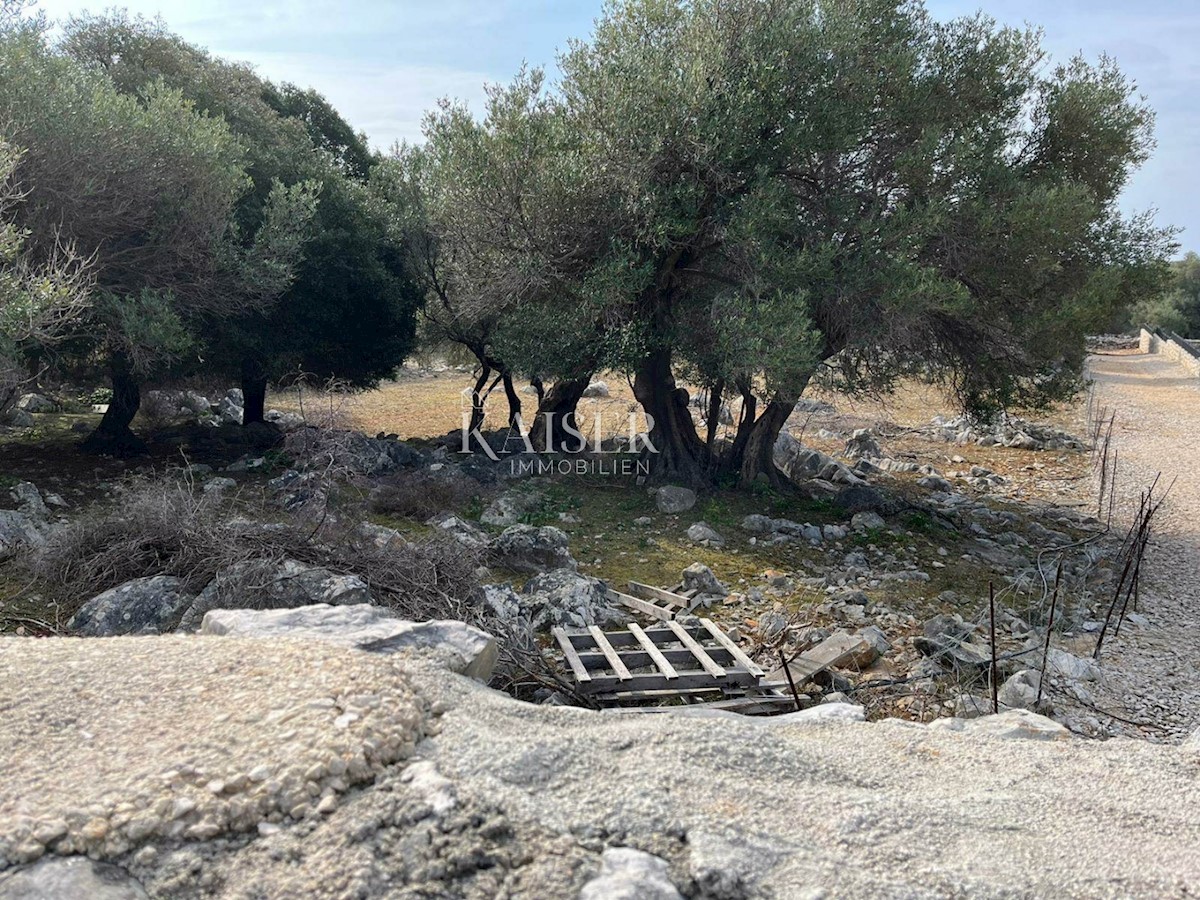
[521,570,624,631]
[934,709,1073,741]
[201,603,498,680]
[263,409,305,430]
[682,563,727,597]
[202,476,237,497]
[0,858,147,899]
[582,381,610,398]
[489,524,576,573]
[179,560,372,630]
[579,847,683,900]
[426,512,489,549]
[1044,648,1100,682]
[654,486,696,514]
[917,474,954,492]
[480,491,542,527]
[0,510,45,561]
[685,521,724,547]
[774,703,866,723]
[851,511,885,531]
[998,669,1042,711]
[69,576,195,637]
[848,625,890,668]
[15,392,55,413]
[844,428,881,460]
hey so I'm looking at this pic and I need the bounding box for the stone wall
[1139,327,1200,377]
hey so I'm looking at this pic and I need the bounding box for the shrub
[369,467,480,521]
[27,473,482,624]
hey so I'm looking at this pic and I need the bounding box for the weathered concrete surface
[2,634,1199,899]
[0,636,425,868]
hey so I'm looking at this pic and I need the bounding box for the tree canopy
[1134,252,1200,337]
[50,12,420,436]
[411,0,1174,485]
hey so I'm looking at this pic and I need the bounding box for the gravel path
[1083,351,1200,741]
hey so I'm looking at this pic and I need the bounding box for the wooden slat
[627,622,678,679]
[627,581,689,609]
[588,626,632,681]
[699,618,764,677]
[552,627,591,683]
[606,588,674,622]
[576,646,736,671]
[558,624,706,648]
[764,632,869,686]
[577,668,759,693]
[666,620,726,678]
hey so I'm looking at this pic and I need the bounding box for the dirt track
[1082,350,1200,740]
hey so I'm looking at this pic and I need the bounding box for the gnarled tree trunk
[529,376,590,451]
[633,345,708,484]
[81,352,147,456]
[737,397,795,488]
[467,359,492,435]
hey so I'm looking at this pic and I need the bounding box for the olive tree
[449,0,1172,484]
[401,71,619,443]
[0,139,93,414]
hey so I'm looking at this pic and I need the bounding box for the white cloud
[228,51,492,148]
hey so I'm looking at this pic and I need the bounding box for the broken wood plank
[627,622,678,678]
[764,631,870,687]
[666,620,726,678]
[587,626,632,681]
[552,627,591,683]
[698,618,765,677]
[606,588,675,622]
[626,581,690,609]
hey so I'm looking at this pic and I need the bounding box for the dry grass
[24,474,483,628]
[267,370,650,443]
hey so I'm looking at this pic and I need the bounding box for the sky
[29,0,1200,252]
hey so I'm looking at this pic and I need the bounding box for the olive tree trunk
[240,357,269,426]
[632,345,708,484]
[81,352,147,456]
[529,376,590,451]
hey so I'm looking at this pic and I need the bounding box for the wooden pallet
[606,581,697,621]
[552,617,769,702]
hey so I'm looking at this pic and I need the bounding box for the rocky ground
[2,349,1199,896]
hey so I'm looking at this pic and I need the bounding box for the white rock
[1045,648,1100,682]
[934,709,1073,741]
[201,604,498,681]
[202,477,237,497]
[773,703,866,723]
[997,669,1041,711]
[851,511,885,530]
[686,521,725,546]
[580,847,683,900]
